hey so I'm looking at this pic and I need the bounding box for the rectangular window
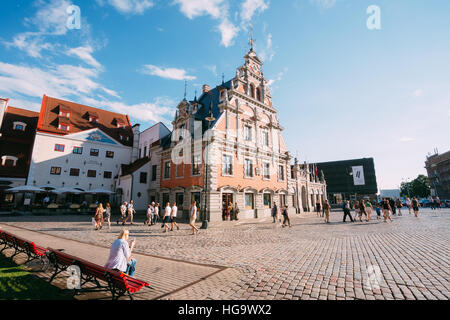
[90,149,99,157]
[264,193,272,208]
[104,171,112,179]
[278,165,285,181]
[139,149,142,159]
[69,168,80,176]
[144,146,147,157]
[50,167,61,175]
[192,154,201,175]
[263,162,270,179]
[152,165,157,181]
[87,170,97,178]
[176,192,184,207]
[106,151,114,158]
[14,124,24,131]
[54,144,65,152]
[262,129,269,146]
[176,164,184,177]
[245,193,254,209]
[222,154,233,175]
[140,172,147,183]
[73,146,83,154]
[280,194,286,207]
[164,161,171,179]
[59,124,69,131]
[244,125,252,141]
[244,159,253,177]
[162,193,170,206]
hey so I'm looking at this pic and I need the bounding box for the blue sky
[1,0,449,190]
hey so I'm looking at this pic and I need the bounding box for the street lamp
[201,101,215,229]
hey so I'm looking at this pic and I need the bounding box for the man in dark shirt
[272,202,278,223]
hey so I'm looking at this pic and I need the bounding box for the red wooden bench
[47,248,150,300]
[0,230,48,268]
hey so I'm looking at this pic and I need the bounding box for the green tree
[400,175,430,198]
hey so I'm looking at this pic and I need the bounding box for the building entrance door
[222,193,233,220]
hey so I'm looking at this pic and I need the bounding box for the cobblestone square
[1,208,449,300]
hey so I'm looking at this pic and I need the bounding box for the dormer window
[59,105,71,118]
[116,120,126,128]
[88,111,99,123]
[57,116,70,132]
[58,124,70,131]
[13,121,27,131]
[1,155,18,167]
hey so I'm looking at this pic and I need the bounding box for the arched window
[249,84,255,99]
[256,88,261,102]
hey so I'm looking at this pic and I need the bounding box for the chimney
[202,84,210,93]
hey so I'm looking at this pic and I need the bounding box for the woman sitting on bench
[104,229,137,277]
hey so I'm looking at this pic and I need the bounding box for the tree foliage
[400,174,431,198]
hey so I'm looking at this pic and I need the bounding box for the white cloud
[399,136,414,142]
[173,0,239,48]
[259,32,274,62]
[267,67,287,87]
[218,18,240,48]
[412,89,424,97]
[66,46,102,69]
[173,0,225,19]
[142,65,196,80]
[310,0,337,9]
[241,0,269,22]
[81,96,175,124]
[0,62,117,100]
[106,0,154,14]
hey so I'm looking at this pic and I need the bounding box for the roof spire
[222,73,225,84]
[184,80,187,100]
[194,89,197,102]
[249,20,255,51]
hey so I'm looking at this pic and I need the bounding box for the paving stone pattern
[1,208,449,300]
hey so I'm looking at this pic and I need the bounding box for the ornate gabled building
[156,47,327,221]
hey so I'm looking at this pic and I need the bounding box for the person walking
[170,202,180,231]
[117,201,127,225]
[271,202,278,223]
[323,199,330,223]
[104,202,111,230]
[145,204,152,225]
[365,200,373,220]
[382,199,393,222]
[94,203,104,230]
[162,202,172,233]
[435,196,441,210]
[342,200,354,222]
[228,203,234,221]
[359,199,368,222]
[154,203,160,224]
[281,205,292,227]
[316,202,321,217]
[124,200,135,225]
[412,197,420,217]
[352,201,359,221]
[189,201,199,235]
[104,229,137,277]
[375,202,382,220]
[234,202,240,221]
[395,198,403,216]
[406,197,412,214]
[389,198,396,215]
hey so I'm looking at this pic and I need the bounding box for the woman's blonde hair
[98,203,104,210]
[118,229,129,240]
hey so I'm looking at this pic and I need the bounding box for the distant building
[380,189,400,200]
[0,99,39,208]
[316,158,378,204]
[425,150,450,199]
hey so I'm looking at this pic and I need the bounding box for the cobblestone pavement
[1,208,449,300]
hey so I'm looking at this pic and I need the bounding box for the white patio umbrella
[86,188,115,194]
[7,185,46,193]
[52,187,83,194]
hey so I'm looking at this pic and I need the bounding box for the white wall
[138,123,170,158]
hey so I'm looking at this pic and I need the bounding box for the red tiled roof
[37,95,133,146]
